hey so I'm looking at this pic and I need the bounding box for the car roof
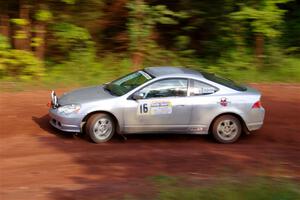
[144,66,203,78]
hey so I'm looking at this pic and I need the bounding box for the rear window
[202,72,246,91]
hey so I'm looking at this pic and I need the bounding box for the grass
[124,175,300,200]
[1,56,300,92]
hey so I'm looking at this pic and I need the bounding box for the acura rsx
[49,66,265,144]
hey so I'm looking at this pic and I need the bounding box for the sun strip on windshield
[139,70,152,80]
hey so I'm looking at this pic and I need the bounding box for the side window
[140,79,188,99]
[190,80,217,96]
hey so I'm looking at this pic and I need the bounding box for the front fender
[80,100,124,132]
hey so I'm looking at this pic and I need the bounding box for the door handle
[175,104,185,107]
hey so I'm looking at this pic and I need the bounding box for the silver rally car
[49,66,265,144]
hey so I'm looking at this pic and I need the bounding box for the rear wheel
[212,115,242,144]
[85,113,115,143]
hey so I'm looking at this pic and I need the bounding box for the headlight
[58,104,81,115]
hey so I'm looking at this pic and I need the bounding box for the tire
[212,115,242,144]
[85,113,115,143]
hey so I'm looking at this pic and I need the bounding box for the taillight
[252,100,262,109]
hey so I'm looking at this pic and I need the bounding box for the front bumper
[49,108,84,132]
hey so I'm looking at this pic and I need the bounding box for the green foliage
[0,35,44,80]
[31,37,43,47]
[10,18,29,26]
[1,0,300,85]
[156,181,300,200]
[231,0,290,38]
[193,56,300,83]
[174,35,195,57]
[13,30,27,39]
[44,55,132,87]
[35,9,53,22]
[281,0,300,55]
[175,36,190,50]
[127,0,189,60]
[41,52,300,88]
[0,35,11,49]
[129,176,300,200]
[52,22,95,57]
[61,0,76,4]
[49,22,98,84]
[218,50,254,71]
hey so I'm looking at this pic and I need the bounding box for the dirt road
[0,84,300,199]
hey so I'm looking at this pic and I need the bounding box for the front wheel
[212,115,242,144]
[85,113,115,143]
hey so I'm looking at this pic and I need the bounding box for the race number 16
[139,103,149,114]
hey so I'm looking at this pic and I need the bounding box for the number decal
[139,103,149,114]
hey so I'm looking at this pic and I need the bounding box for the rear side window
[202,72,246,91]
[140,78,188,99]
[190,80,217,96]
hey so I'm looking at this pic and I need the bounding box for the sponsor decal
[219,97,229,107]
[137,101,172,115]
[202,87,216,94]
[190,127,204,132]
[191,87,215,95]
[150,101,172,115]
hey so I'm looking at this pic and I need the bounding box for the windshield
[105,70,152,96]
[202,72,246,91]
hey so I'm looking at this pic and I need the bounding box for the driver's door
[123,78,192,133]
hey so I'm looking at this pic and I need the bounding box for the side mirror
[132,92,145,100]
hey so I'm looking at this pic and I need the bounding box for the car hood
[58,85,114,105]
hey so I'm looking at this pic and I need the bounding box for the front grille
[51,119,62,127]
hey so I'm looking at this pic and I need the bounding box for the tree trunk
[0,14,10,37]
[14,1,31,50]
[34,22,46,59]
[130,0,144,70]
[255,33,264,66]
[132,51,143,70]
